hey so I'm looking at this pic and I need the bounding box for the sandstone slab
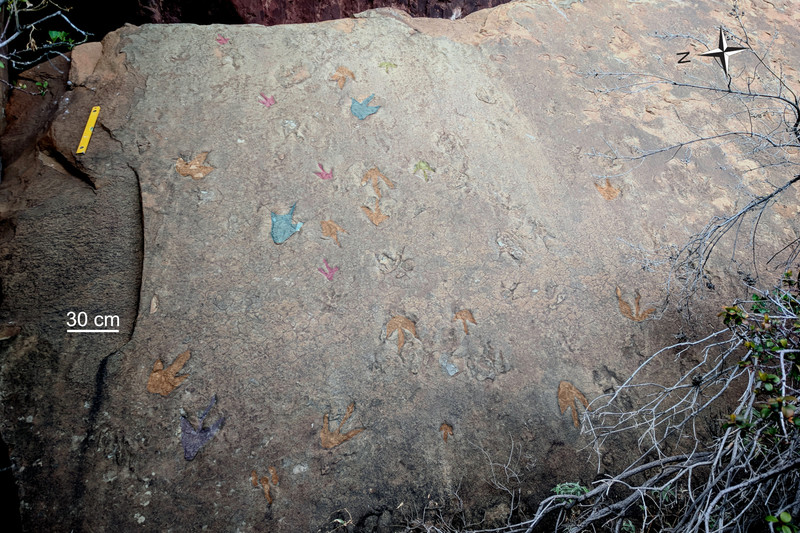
[2,1,799,531]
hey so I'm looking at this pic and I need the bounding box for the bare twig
[0,2,90,72]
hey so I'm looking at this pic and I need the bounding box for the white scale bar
[67,329,120,333]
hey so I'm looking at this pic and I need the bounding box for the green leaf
[48,30,68,42]
[378,61,397,73]
[767,515,779,523]
[551,482,588,496]
[780,511,792,523]
[413,160,435,182]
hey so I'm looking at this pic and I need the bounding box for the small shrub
[550,482,588,496]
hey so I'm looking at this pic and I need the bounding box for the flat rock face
[2,0,799,530]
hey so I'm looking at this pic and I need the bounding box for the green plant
[766,511,798,533]
[621,519,636,533]
[720,273,800,447]
[718,304,748,326]
[329,508,354,531]
[0,0,89,77]
[751,293,770,314]
[659,485,676,504]
[35,80,47,95]
[551,482,588,496]
[47,30,75,48]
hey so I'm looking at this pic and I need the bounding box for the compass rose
[699,27,747,77]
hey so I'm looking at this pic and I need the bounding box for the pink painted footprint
[318,259,339,281]
[216,34,230,44]
[314,163,332,180]
[258,93,276,108]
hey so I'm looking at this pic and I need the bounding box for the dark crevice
[41,147,96,190]
[99,123,124,150]
[70,352,112,533]
[127,163,144,343]
[0,432,23,533]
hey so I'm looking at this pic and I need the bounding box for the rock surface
[1,0,799,531]
[65,0,510,43]
[136,0,504,25]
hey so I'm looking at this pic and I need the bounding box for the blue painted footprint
[270,202,303,244]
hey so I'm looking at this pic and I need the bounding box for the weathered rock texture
[136,0,504,24]
[1,0,799,531]
[66,0,511,43]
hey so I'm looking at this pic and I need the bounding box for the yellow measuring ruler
[76,106,100,154]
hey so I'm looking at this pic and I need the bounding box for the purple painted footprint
[180,395,225,460]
